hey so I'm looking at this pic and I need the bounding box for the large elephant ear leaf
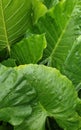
[0,0,32,53]
[14,64,81,130]
[30,0,81,88]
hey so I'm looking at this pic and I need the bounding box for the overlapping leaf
[1,58,16,67]
[39,0,59,8]
[0,1,81,130]
[15,64,81,130]
[0,0,47,58]
[11,34,47,65]
[30,0,81,88]
[0,0,32,53]
[0,64,36,126]
[31,0,47,24]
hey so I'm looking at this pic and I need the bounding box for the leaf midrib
[1,0,10,53]
[39,102,52,116]
[49,1,78,64]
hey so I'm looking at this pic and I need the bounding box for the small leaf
[40,0,59,8]
[11,34,47,65]
[1,58,16,67]
[31,0,47,24]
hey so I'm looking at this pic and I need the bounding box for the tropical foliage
[0,0,81,130]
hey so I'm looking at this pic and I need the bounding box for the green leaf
[0,64,81,130]
[30,0,81,88]
[39,0,59,8]
[13,64,80,130]
[11,34,47,65]
[1,58,16,67]
[76,99,81,117]
[31,0,47,24]
[0,0,47,63]
[0,0,32,53]
[0,64,36,126]
[62,36,81,90]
